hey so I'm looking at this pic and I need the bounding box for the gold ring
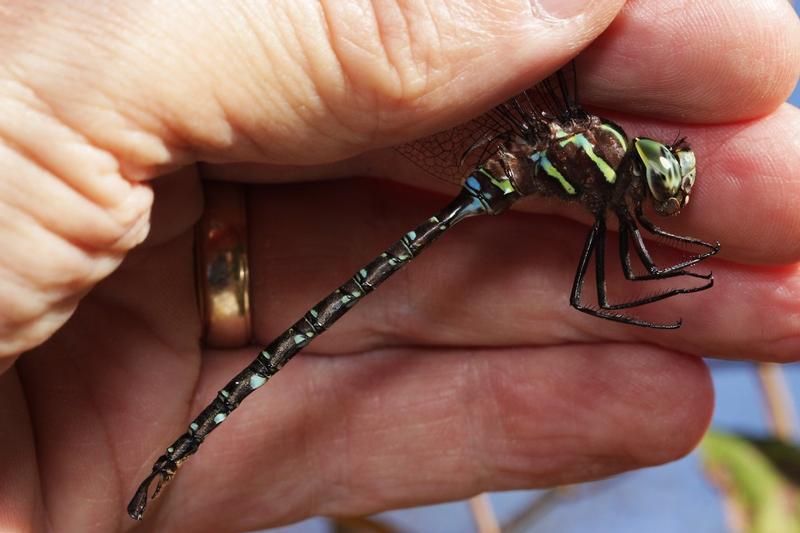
[195,181,252,347]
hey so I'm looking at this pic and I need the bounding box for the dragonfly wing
[394,62,582,186]
[394,110,515,186]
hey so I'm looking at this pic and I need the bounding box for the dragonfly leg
[633,205,720,273]
[613,206,718,278]
[597,218,714,311]
[616,212,712,282]
[570,218,681,329]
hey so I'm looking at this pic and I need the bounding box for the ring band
[195,181,252,347]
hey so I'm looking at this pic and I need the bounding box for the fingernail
[532,0,593,19]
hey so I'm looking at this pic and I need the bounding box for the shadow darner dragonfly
[128,63,720,520]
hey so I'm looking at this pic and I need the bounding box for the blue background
[264,10,800,533]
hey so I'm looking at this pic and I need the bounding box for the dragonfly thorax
[510,116,633,214]
[461,116,636,216]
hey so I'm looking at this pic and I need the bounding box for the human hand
[2,1,799,531]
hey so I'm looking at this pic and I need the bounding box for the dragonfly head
[633,137,696,216]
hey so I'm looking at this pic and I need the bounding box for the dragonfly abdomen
[127,188,491,520]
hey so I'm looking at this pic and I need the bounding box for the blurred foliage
[700,431,800,533]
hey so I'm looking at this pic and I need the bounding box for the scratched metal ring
[195,181,252,348]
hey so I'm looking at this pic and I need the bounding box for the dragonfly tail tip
[127,464,174,520]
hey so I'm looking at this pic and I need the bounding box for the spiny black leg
[594,217,610,303]
[594,219,687,325]
[570,219,681,329]
[615,205,718,276]
[570,220,599,311]
[635,205,720,263]
[617,212,712,282]
[600,223,714,310]
[598,281,714,311]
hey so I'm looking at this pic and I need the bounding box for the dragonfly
[127,62,720,520]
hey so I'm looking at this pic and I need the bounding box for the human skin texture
[0,1,799,531]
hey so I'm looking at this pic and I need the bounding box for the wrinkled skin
[0,1,799,532]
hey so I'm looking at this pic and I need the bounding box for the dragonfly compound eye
[675,146,697,197]
[634,138,686,216]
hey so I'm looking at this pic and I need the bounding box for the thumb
[0,0,623,359]
[9,1,626,171]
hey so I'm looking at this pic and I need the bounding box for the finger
[608,104,800,265]
[151,342,712,531]
[246,179,800,362]
[213,101,800,265]
[579,0,800,122]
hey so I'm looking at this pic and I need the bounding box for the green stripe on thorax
[553,124,617,183]
[599,123,628,152]
[477,167,516,195]
[530,152,577,195]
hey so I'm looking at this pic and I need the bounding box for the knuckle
[306,1,454,139]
